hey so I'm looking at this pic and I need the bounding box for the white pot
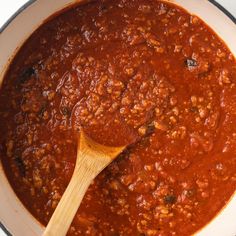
[0,0,236,235]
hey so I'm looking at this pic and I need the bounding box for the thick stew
[1,0,236,235]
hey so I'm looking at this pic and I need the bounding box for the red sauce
[0,0,236,235]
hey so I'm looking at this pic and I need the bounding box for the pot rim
[0,0,235,235]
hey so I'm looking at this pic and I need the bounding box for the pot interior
[0,0,236,235]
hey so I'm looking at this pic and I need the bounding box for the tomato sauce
[0,0,236,235]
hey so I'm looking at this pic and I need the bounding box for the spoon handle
[43,154,97,236]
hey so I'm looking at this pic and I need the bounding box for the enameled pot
[0,0,236,235]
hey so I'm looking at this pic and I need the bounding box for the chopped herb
[100,5,108,11]
[185,58,197,69]
[14,156,26,177]
[146,123,155,135]
[39,104,47,117]
[61,107,71,116]
[19,67,35,84]
[164,194,176,205]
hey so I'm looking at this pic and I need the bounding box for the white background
[0,0,236,29]
[0,0,236,235]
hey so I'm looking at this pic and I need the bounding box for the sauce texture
[1,0,236,235]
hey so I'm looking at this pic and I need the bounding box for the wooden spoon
[43,131,125,236]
